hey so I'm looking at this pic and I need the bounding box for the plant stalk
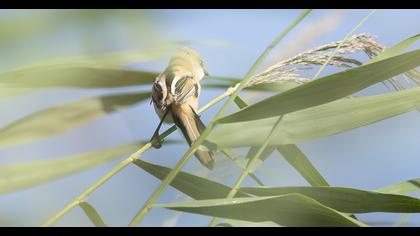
[311,9,376,80]
[208,115,284,226]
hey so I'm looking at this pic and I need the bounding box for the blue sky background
[0,9,420,226]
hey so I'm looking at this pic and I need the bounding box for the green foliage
[1,10,419,227]
[277,145,329,186]
[375,178,420,195]
[366,34,420,64]
[0,65,157,88]
[208,87,420,147]
[133,159,249,200]
[0,93,150,148]
[0,142,141,194]
[218,49,420,123]
[154,194,366,227]
[79,202,108,227]
[241,186,420,213]
[233,95,329,187]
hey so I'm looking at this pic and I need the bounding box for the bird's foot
[150,132,163,149]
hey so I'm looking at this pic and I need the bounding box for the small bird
[150,47,214,170]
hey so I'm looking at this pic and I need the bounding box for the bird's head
[171,47,209,77]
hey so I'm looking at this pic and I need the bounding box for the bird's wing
[172,76,199,105]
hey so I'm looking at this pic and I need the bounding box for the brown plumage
[151,48,214,170]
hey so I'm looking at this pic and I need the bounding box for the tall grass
[0,9,419,227]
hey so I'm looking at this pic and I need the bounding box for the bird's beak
[203,67,209,76]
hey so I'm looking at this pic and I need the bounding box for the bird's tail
[171,104,214,170]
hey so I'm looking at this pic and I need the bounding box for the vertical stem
[221,149,265,186]
[208,115,284,226]
[311,9,376,80]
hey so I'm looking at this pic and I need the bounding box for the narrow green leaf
[0,42,190,99]
[133,159,249,200]
[208,87,420,147]
[0,92,149,148]
[232,96,329,187]
[155,194,366,227]
[79,202,107,227]
[0,64,157,88]
[241,186,420,213]
[277,145,329,186]
[232,96,275,174]
[218,49,420,123]
[375,178,420,195]
[231,95,330,218]
[0,142,140,194]
[233,96,248,109]
[367,34,420,64]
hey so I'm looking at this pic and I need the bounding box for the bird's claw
[150,133,163,149]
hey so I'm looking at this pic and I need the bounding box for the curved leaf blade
[367,34,420,64]
[277,145,329,186]
[375,178,420,195]
[79,202,107,227]
[155,194,366,227]
[0,142,141,195]
[0,64,158,89]
[133,159,249,200]
[233,96,330,187]
[241,186,420,213]
[218,49,420,123]
[208,87,420,147]
[0,92,149,148]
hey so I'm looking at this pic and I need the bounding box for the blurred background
[0,9,420,226]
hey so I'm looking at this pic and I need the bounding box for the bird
[150,47,214,170]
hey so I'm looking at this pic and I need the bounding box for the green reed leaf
[277,145,329,186]
[218,49,420,123]
[241,186,420,213]
[208,87,420,147]
[155,194,366,227]
[133,159,249,200]
[79,202,107,227]
[375,178,420,195]
[0,142,140,194]
[0,92,149,148]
